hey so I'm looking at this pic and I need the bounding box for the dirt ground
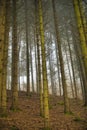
[0,91,87,130]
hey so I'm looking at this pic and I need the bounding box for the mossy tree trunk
[35,0,43,116]
[70,22,87,103]
[38,0,50,129]
[0,0,6,113]
[1,0,10,114]
[73,0,87,106]
[78,0,87,43]
[11,0,18,110]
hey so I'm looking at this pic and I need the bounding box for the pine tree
[1,0,10,115]
[52,0,70,113]
[78,0,87,43]
[38,0,50,129]
[0,0,6,113]
[24,0,30,96]
[11,0,18,110]
[73,0,87,105]
[35,0,43,116]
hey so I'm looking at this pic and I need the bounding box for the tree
[35,0,43,116]
[73,0,87,105]
[1,0,10,115]
[38,0,50,129]
[52,0,70,113]
[0,0,6,114]
[78,0,87,43]
[11,0,18,110]
[24,0,30,96]
[65,28,77,99]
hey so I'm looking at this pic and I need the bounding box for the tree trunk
[65,28,77,99]
[52,0,70,113]
[24,0,30,96]
[1,0,10,114]
[38,0,50,129]
[64,42,74,98]
[30,44,34,93]
[73,0,87,79]
[73,0,87,105]
[78,0,87,43]
[0,0,6,112]
[11,0,18,110]
[35,0,43,115]
[55,36,62,96]
[71,23,87,105]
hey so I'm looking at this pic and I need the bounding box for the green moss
[29,93,32,97]
[57,101,64,105]
[10,107,21,112]
[73,117,84,122]
[65,111,74,115]
[0,113,7,117]
[40,113,44,117]
[41,127,51,130]
[10,125,19,130]
[49,105,52,110]
[26,93,32,98]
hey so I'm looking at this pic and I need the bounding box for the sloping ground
[0,91,87,130]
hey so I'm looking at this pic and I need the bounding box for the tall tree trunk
[1,0,10,114]
[38,0,50,129]
[78,0,87,43]
[52,0,70,113]
[34,35,38,93]
[73,0,87,78]
[73,0,87,105]
[65,29,77,99]
[0,0,6,112]
[55,37,62,96]
[24,0,30,96]
[30,44,34,92]
[48,51,56,95]
[64,42,74,98]
[11,0,18,110]
[35,0,43,115]
[71,24,87,105]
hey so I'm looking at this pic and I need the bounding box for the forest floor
[0,91,87,130]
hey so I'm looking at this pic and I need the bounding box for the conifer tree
[0,0,6,113]
[11,0,18,110]
[24,0,30,96]
[52,0,70,113]
[38,0,50,129]
[35,0,43,116]
[1,0,10,114]
[73,0,87,105]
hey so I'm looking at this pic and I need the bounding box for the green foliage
[57,101,64,105]
[10,107,21,112]
[49,104,52,110]
[41,127,52,130]
[10,125,19,130]
[26,93,32,98]
[0,113,7,118]
[29,93,32,97]
[73,117,84,122]
[84,105,87,109]
[65,111,74,115]
[40,113,44,117]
